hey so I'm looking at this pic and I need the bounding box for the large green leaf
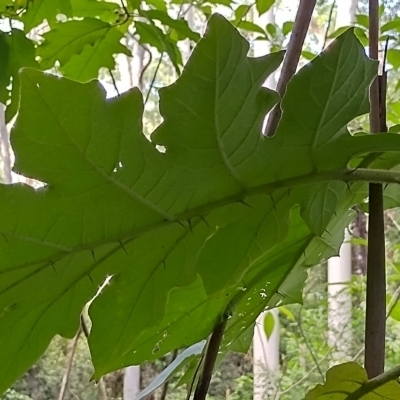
[2,15,400,393]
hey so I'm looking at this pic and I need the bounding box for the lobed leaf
[306,362,400,399]
[2,15,400,393]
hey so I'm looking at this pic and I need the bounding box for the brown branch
[193,316,228,400]
[264,0,317,137]
[58,327,82,400]
[364,0,386,379]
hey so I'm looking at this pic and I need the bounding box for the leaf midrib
[0,167,387,276]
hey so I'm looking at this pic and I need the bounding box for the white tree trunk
[328,230,352,362]
[0,103,12,184]
[327,0,357,364]
[124,366,141,400]
[123,31,146,400]
[252,6,280,400]
[335,0,357,27]
[253,309,280,399]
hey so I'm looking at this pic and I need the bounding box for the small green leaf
[387,294,400,322]
[135,21,182,72]
[354,27,368,46]
[389,124,400,133]
[279,306,295,321]
[144,10,200,42]
[388,49,400,70]
[355,14,369,29]
[381,18,400,33]
[301,50,316,60]
[263,312,275,339]
[266,23,276,37]
[282,21,294,36]
[256,0,274,16]
[238,21,266,35]
[235,5,249,22]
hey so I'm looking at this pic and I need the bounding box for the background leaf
[263,312,275,339]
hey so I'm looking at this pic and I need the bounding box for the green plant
[3,0,400,398]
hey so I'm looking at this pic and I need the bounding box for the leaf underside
[1,15,400,392]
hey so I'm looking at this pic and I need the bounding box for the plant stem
[364,0,386,379]
[193,315,228,400]
[265,0,317,137]
[58,327,82,400]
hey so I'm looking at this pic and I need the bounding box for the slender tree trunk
[252,7,280,400]
[327,0,357,364]
[123,27,145,400]
[328,230,352,362]
[124,366,141,400]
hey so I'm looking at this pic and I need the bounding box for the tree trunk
[123,366,141,400]
[0,103,12,184]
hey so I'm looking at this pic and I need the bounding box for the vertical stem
[364,0,386,379]
[264,0,317,137]
[193,317,227,400]
[58,328,82,400]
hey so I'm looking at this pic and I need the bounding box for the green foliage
[37,18,131,75]
[305,362,400,399]
[3,11,400,394]
[0,30,39,122]
[4,0,400,397]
